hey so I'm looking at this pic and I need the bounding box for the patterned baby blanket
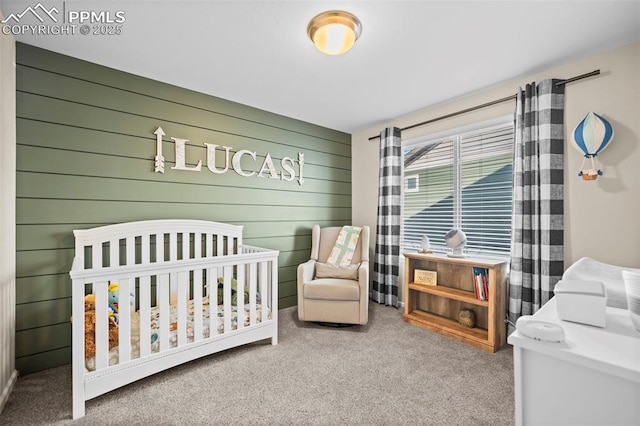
[327,226,362,267]
[85,297,270,371]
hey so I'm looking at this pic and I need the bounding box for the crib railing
[73,220,244,271]
[71,247,278,372]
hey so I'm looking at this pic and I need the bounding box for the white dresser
[508,297,640,425]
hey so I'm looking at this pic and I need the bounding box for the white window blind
[403,122,514,257]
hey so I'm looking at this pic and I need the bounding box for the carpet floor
[0,303,514,425]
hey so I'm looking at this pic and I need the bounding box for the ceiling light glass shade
[307,10,362,55]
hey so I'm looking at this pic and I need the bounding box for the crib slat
[260,262,268,324]
[109,239,118,268]
[118,278,132,363]
[193,234,203,341]
[169,271,178,306]
[223,266,232,333]
[217,235,223,257]
[227,236,234,256]
[193,268,203,342]
[92,243,102,269]
[139,276,151,357]
[142,234,150,265]
[158,273,170,352]
[194,233,202,258]
[169,232,177,261]
[126,236,135,265]
[205,233,212,257]
[182,233,189,260]
[208,266,217,334]
[236,264,245,330]
[157,234,164,263]
[249,262,257,326]
[177,271,188,346]
[95,281,108,370]
[207,267,216,303]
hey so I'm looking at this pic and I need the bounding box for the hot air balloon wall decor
[570,112,614,181]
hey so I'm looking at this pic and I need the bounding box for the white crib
[69,219,279,419]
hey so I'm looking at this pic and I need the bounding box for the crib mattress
[86,297,270,371]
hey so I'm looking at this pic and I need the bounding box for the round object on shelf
[445,229,467,257]
[458,309,476,328]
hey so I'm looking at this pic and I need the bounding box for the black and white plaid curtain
[372,127,402,307]
[508,79,565,324]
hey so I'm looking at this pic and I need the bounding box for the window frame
[402,115,514,258]
[404,174,419,193]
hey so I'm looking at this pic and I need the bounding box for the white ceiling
[2,0,639,133]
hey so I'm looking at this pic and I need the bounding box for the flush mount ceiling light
[307,10,362,55]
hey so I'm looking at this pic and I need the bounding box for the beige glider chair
[297,225,370,325]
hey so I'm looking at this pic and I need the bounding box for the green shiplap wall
[15,43,352,374]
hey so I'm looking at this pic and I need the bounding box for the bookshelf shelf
[405,309,489,341]
[407,282,489,307]
[403,252,508,352]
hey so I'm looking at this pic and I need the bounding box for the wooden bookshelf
[403,252,508,352]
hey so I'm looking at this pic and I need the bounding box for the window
[405,175,419,193]
[403,119,514,257]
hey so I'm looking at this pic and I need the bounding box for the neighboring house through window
[402,117,514,257]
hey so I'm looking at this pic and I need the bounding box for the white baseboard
[0,369,18,414]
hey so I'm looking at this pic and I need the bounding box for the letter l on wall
[171,138,202,171]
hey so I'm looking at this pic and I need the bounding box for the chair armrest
[297,259,316,321]
[358,260,369,293]
[298,259,316,285]
[358,260,370,324]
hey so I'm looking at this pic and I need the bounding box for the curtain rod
[368,69,601,141]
